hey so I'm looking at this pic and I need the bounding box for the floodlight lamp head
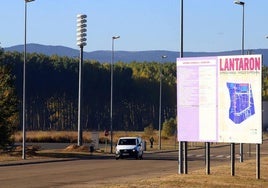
[234,0,245,5]
[76,14,87,47]
[77,14,87,19]
[25,0,35,3]
[112,36,120,40]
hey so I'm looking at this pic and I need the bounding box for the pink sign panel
[177,55,262,144]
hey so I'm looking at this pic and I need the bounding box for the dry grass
[0,153,21,162]
[13,130,205,150]
[103,157,268,188]
[64,144,89,152]
[14,131,92,143]
[0,145,45,162]
[14,131,268,149]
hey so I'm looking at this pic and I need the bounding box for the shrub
[162,118,176,137]
[144,124,154,137]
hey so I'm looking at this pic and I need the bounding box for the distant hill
[4,43,268,65]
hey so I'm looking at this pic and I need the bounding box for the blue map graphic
[226,82,255,124]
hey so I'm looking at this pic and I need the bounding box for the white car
[115,137,144,160]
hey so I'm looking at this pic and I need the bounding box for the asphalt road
[1,141,267,188]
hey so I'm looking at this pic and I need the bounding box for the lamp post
[22,0,35,160]
[234,0,245,163]
[179,0,184,175]
[234,0,245,55]
[110,35,120,153]
[76,14,87,146]
[158,55,167,150]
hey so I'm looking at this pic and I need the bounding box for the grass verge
[105,156,268,188]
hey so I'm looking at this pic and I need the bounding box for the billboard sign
[177,55,262,144]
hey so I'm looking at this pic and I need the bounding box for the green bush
[162,118,176,137]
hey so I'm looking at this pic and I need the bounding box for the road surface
[1,140,267,187]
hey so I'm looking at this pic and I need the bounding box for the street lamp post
[179,0,184,175]
[110,35,120,153]
[22,0,35,160]
[234,0,245,163]
[158,55,167,150]
[234,0,245,55]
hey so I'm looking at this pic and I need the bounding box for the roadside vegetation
[12,130,179,149]
[1,130,179,162]
[105,156,268,188]
[7,129,268,153]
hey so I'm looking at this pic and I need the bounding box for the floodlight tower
[77,14,87,146]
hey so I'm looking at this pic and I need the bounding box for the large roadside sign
[177,55,262,144]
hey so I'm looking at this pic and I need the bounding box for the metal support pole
[183,141,188,174]
[110,39,114,153]
[256,144,260,179]
[158,55,166,150]
[231,143,235,176]
[77,46,83,146]
[240,3,245,163]
[206,142,210,175]
[234,0,245,163]
[158,63,162,150]
[242,3,245,56]
[178,0,184,175]
[240,143,244,162]
[180,0,183,58]
[110,36,119,153]
[22,0,35,159]
[22,1,28,160]
[76,14,87,146]
[178,141,183,174]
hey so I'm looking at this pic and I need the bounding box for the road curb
[0,158,78,167]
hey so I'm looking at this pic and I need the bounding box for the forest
[1,49,268,132]
[1,51,176,132]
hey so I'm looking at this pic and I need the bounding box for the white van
[115,137,144,160]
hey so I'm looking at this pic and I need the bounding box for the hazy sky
[1,0,268,52]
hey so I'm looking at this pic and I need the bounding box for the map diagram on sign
[226,82,255,124]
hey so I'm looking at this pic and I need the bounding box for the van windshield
[118,139,136,145]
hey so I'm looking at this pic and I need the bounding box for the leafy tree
[0,53,19,148]
[162,118,176,137]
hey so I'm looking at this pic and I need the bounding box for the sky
[1,0,268,53]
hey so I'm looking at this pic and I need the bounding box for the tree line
[0,50,176,133]
[1,49,268,141]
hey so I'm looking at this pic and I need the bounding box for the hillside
[4,43,268,65]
